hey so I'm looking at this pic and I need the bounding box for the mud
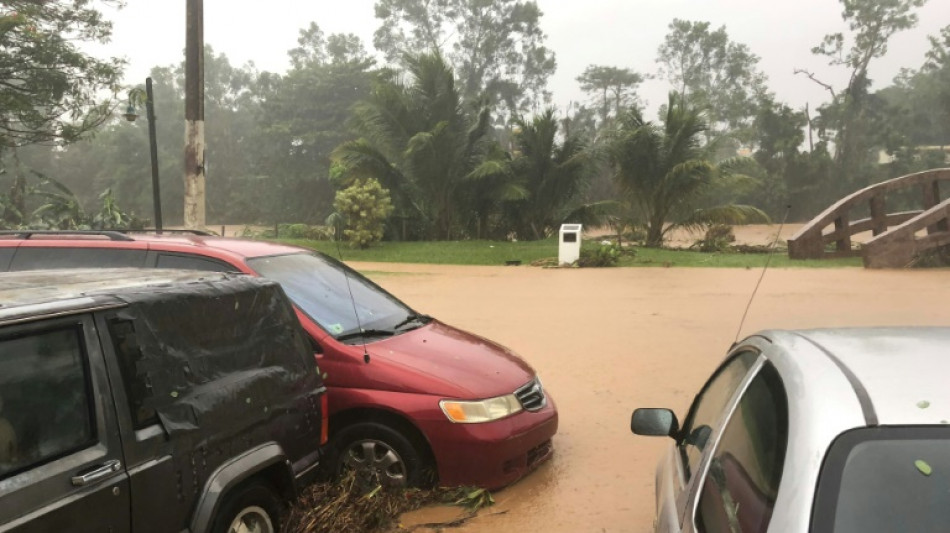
[352,256,950,533]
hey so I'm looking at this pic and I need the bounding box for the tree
[258,24,377,224]
[333,178,394,248]
[331,53,494,240]
[373,0,556,115]
[924,24,950,114]
[656,19,768,143]
[608,94,768,247]
[576,65,644,127]
[877,24,950,149]
[0,1,124,150]
[1,1,124,222]
[501,109,595,240]
[797,0,928,191]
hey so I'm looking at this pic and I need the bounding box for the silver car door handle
[71,459,122,487]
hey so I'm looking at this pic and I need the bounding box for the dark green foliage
[608,94,769,247]
[801,0,930,197]
[501,109,598,240]
[257,23,377,224]
[0,170,141,230]
[8,33,378,227]
[373,0,556,115]
[332,53,495,240]
[577,244,621,267]
[656,19,769,144]
[0,1,124,151]
[277,224,333,240]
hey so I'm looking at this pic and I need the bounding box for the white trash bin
[558,224,582,265]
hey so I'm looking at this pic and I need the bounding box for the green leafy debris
[917,400,931,409]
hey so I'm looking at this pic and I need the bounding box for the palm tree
[501,109,602,240]
[608,93,768,247]
[331,53,494,240]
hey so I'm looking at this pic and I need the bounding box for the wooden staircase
[787,168,950,268]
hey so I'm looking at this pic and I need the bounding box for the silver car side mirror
[631,408,679,438]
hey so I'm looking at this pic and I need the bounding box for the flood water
[357,257,950,532]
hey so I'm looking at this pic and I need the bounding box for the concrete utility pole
[184,0,205,229]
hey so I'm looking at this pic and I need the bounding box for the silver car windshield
[813,427,950,532]
[247,252,413,341]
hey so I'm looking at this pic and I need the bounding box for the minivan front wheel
[212,483,280,533]
[331,422,429,488]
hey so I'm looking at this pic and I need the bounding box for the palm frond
[680,204,771,230]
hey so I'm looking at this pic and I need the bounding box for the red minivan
[0,231,558,489]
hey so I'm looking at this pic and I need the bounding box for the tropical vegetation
[1,0,947,253]
[607,94,769,247]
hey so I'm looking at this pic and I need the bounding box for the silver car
[631,328,950,533]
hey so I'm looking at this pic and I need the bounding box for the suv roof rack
[0,230,135,241]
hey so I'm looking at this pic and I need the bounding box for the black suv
[0,268,327,533]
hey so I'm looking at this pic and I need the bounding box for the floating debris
[915,460,933,476]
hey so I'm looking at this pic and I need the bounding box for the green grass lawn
[274,237,863,268]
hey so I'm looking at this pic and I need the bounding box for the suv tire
[212,482,281,533]
[330,422,429,488]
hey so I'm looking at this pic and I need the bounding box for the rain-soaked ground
[353,247,950,532]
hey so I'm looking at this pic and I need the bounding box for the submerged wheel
[330,421,429,488]
[212,483,280,533]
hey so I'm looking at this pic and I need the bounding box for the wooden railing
[787,168,950,267]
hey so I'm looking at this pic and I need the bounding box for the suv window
[696,361,788,533]
[108,319,158,429]
[0,326,95,479]
[679,351,758,480]
[812,427,950,533]
[155,253,234,272]
[9,247,146,270]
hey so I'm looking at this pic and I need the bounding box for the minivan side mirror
[631,408,679,438]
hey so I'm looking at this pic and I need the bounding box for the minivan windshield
[247,252,421,342]
[812,427,950,532]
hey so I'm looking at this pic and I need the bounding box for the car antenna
[334,237,371,364]
[734,205,791,346]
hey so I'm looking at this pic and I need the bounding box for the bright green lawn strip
[277,238,557,265]
[274,238,862,268]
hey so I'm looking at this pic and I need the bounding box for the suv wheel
[213,483,280,533]
[330,422,429,489]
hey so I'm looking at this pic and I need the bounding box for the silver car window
[695,361,788,533]
[679,351,758,481]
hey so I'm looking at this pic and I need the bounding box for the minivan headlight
[439,394,523,424]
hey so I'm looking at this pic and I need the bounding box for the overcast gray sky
[91,0,948,117]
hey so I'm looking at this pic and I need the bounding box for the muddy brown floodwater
[352,257,950,533]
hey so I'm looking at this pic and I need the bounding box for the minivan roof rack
[0,230,135,241]
[123,229,215,236]
[0,229,217,240]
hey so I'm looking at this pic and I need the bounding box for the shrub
[333,179,394,249]
[693,224,736,252]
[277,223,334,240]
[578,244,621,267]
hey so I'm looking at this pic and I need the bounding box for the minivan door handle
[71,459,122,487]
